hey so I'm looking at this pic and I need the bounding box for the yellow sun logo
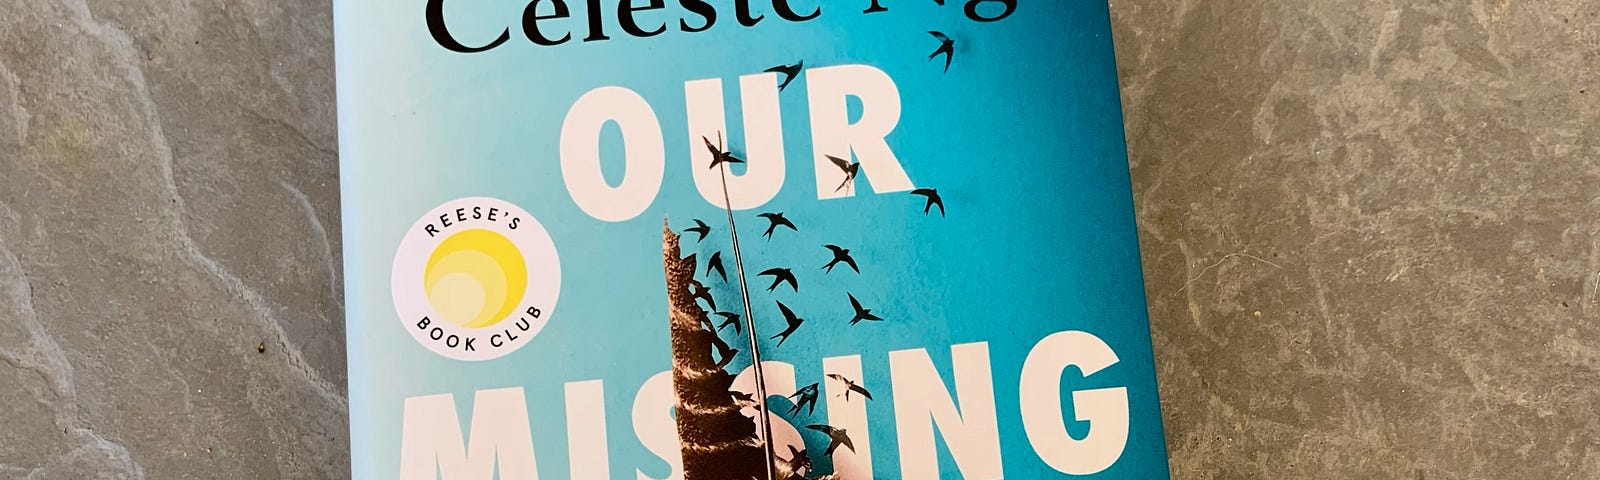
[423,229,529,329]
[394,197,560,361]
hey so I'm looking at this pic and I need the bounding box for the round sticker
[392,197,560,361]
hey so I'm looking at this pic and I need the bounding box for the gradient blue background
[335,1,1168,478]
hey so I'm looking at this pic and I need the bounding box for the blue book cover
[335,1,1168,478]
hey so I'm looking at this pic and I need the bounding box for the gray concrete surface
[0,0,1594,478]
[1115,1,1599,477]
[0,0,344,478]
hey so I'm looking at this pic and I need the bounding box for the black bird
[847,293,883,325]
[709,335,739,369]
[771,301,806,347]
[806,424,857,455]
[729,390,758,409]
[826,155,860,193]
[822,245,859,274]
[683,218,711,242]
[689,280,716,311]
[910,188,944,216]
[760,267,799,292]
[758,212,797,239]
[928,31,955,73]
[703,134,746,170]
[826,373,874,401]
[765,60,804,92]
[714,311,742,334]
[706,251,726,282]
[787,382,820,416]
[780,444,813,476]
[693,312,716,331]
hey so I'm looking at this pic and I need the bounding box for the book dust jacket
[334,1,1169,478]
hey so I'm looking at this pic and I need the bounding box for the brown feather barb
[664,221,768,480]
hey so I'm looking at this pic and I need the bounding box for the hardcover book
[335,1,1168,478]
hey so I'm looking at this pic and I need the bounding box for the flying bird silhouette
[714,311,742,334]
[702,134,745,170]
[765,60,803,91]
[758,212,797,239]
[692,311,716,331]
[822,245,859,274]
[683,218,711,242]
[780,444,813,476]
[910,188,944,216]
[729,390,758,409]
[847,293,883,325]
[759,267,799,292]
[806,424,857,455]
[706,251,726,282]
[709,335,739,369]
[689,279,716,311]
[771,301,806,347]
[826,155,860,193]
[928,31,955,73]
[826,373,875,401]
[787,382,820,416]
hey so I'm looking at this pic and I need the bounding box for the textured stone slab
[0,0,345,478]
[1112,1,1599,478]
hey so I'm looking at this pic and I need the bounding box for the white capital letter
[399,388,538,480]
[806,64,914,199]
[560,86,665,222]
[684,75,785,210]
[889,343,1002,479]
[566,380,611,480]
[732,361,806,457]
[633,371,682,480]
[822,355,874,479]
[1020,330,1129,475]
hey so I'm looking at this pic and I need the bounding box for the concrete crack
[280,180,344,312]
